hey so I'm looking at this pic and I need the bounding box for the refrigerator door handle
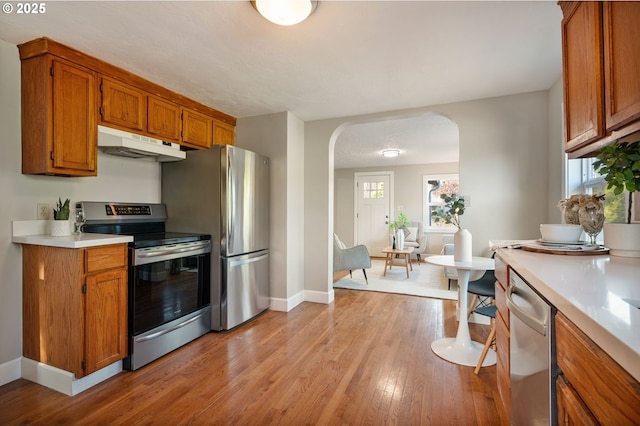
[229,252,269,268]
[227,154,233,251]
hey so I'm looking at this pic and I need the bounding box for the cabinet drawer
[85,244,127,273]
[495,281,509,328]
[494,255,508,288]
[556,313,640,425]
[556,374,598,425]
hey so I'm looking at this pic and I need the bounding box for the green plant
[433,193,465,228]
[53,198,70,220]
[592,141,640,224]
[389,212,410,232]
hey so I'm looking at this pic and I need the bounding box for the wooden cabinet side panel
[51,59,97,175]
[148,95,181,142]
[22,246,84,377]
[603,2,640,131]
[84,268,128,374]
[561,1,605,151]
[182,108,213,149]
[20,55,51,174]
[556,313,640,425]
[556,374,598,426]
[100,77,147,132]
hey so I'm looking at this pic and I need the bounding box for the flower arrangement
[433,193,465,228]
[389,212,410,232]
[557,194,604,225]
[592,140,640,224]
[53,198,70,220]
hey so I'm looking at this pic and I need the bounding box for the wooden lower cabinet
[555,313,640,425]
[22,244,128,377]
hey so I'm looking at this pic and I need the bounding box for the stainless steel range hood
[97,125,186,162]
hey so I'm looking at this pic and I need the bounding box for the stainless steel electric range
[78,201,212,370]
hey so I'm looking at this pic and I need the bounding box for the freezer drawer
[222,250,270,330]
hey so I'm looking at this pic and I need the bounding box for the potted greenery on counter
[592,140,640,257]
[51,197,71,236]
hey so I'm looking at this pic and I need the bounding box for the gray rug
[334,257,458,300]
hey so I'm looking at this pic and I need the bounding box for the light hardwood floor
[0,289,505,425]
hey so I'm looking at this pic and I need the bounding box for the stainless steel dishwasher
[506,269,556,426]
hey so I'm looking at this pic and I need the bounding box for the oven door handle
[134,313,204,343]
[506,284,548,336]
[137,242,210,258]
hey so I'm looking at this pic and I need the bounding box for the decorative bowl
[540,224,583,243]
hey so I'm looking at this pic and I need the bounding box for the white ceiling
[0,1,563,168]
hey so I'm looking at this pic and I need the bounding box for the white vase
[51,220,71,237]
[397,230,405,250]
[603,223,640,257]
[454,228,472,262]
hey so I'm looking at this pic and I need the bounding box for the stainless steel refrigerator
[162,145,270,331]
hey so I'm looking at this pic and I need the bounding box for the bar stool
[473,305,497,374]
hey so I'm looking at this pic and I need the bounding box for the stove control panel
[105,204,152,216]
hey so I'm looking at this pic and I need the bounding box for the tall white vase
[454,228,472,262]
[397,230,405,250]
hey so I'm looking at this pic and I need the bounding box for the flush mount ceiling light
[252,0,318,26]
[381,149,400,158]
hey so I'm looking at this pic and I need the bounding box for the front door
[355,173,392,257]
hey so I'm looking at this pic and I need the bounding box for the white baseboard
[0,357,21,387]
[21,357,122,396]
[269,288,334,313]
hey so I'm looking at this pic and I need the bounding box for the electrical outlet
[37,203,49,220]
[464,195,471,207]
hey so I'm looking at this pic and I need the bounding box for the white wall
[236,112,306,306]
[0,39,163,384]
[547,77,565,222]
[305,91,554,295]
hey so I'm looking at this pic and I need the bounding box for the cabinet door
[561,1,604,151]
[52,59,98,174]
[495,312,510,419]
[213,119,235,146]
[556,374,598,426]
[84,268,128,375]
[182,108,213,149]
[148,95,181,142]
[99,77,146,132]
[603,2,640,131]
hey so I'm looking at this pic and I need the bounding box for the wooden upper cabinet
[561,1,604,152]
[99,76,146,132]
[603,2,640,131]
[182,108,213,149]
[148,95,181,142]
[560,1,640,156]
[21,54,97,176]
[19,37,236,174]
[214,119,235,146]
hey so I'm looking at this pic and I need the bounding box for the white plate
[538,239,587,246]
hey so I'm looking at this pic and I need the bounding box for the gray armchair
[401,221,427,262]
[333,234,371,284]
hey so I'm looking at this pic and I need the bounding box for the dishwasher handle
[506,284,548,336]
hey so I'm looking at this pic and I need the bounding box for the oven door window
[131,253,210,335]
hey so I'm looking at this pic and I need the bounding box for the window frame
[422,173,460,231]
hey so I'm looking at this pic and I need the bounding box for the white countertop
[12,220,133,248]
[496,248,640,382]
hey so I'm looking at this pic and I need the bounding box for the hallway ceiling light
[253,0,318,26]
[381,149,400,158]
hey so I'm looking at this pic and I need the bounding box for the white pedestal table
[426,255,497,367]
